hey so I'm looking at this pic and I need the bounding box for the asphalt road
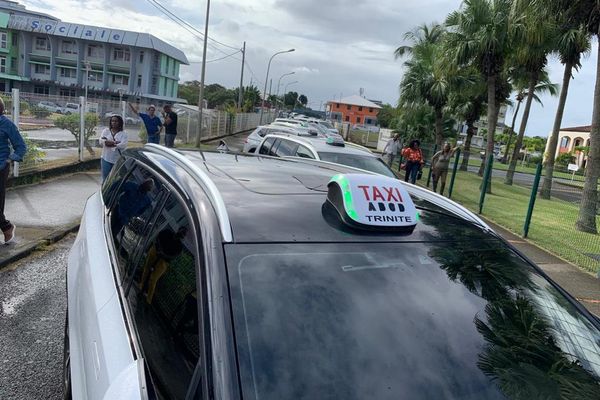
[0,235,73,400]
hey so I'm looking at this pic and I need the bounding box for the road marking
[576,298,600,304]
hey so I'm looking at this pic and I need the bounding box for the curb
[0,223,80,271]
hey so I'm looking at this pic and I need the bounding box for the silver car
[243,125,322,153]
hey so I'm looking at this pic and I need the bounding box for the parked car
[63,103,80,115]
[242,124,320,153]
[65,144,600,399]
[256,133,396,178]
[36,101,63,114]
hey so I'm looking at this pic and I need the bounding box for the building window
[35,37,50,51]
[59,88,76,97]
[113,48,130,62]
[336,103,340,108]
[139,51,144,63]
[87,44,103,58]
[137,74,142,87]
[59,67,77,78]
[346,104,351,110]
[34,85,50,95]
[112,75,129,85]
[172,61,176,75]
[368,108,373,113]
[88,71,103,82]
[61,40,77,55]
[0,32,6,49]
[11,34,17,46]
[356,117,361,123]
[345,116,350,122]
[0,56,5,73]
[358,106,363,111]
[34,64,49,75]
[560,137,570,148]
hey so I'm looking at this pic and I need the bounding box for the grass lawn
[463,157,586,183]
[419,169,600,274]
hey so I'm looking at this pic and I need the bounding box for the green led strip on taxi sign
[330,174,359,220]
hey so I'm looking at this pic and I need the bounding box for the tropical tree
[298,94,308,106]
[575,0,600,233]
[504,0,558,185]
[446,0,517,192]
[502,71,559,163]
[377,104,398,128]
[540,21,591,199]
[397,23,467,146]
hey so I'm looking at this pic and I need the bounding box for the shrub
[555,152,574,168]
[30,105,52,118]
[54,113,100,155]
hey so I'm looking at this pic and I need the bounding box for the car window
[268,139,281,156]
[258,137,276,155]
[108,166,169,281]
[274,139,299,157]
[256,127,267,137]
[317,151,396,178]
[126,193,201,400]
[101,157,133,207]
[295,144,315,159]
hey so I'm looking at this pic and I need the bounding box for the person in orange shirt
[401,140,424,184]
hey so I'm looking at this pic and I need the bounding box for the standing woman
[401,139,424,184]
[431,143,458,195]
[99,115,128,182]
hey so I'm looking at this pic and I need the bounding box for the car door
[258,136,276,155]
[273,138,299,157]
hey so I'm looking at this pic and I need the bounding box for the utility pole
[195,0,210,148]
[237,41,246,111]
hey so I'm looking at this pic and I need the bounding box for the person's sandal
[3,224,15,244]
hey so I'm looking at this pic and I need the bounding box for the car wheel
[65,111,71,115]
[63,312,72,400]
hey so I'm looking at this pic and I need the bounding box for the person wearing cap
[0,97,26,244]
[162,104,178,148]
[128,102,163,144]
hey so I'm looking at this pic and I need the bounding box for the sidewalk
[0,169,596,317]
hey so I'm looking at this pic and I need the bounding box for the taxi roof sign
[327,173,418,232]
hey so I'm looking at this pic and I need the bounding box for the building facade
[0,1,188,104]
[327,95,382,125]
[544,125,591,169]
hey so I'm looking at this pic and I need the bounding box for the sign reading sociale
[8,15,124,43]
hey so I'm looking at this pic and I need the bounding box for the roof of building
[1,2,189,64]
[328,95,382,109]
[561,125,591,132]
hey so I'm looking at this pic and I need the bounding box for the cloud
[293,66,320,74]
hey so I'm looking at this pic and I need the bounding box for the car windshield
[225,241,600,400]
[318,151,395,178]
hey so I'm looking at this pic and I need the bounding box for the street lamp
[275,71,294,116]
[282,80,298,111]
[259,48,295,124]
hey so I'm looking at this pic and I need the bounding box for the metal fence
[5,89,274,175]
[380,141,600,276]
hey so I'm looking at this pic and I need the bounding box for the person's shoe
[3,224,15,244]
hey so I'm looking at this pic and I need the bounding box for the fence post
[79,96,85,162]
[448,148,461,199]
[478,154,493,214]
[11,88,19,177]
[426,144,438,187]
[523,162,543,238]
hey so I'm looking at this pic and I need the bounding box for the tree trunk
[576,39,600,234]
[501,99,522,163]
[505,76,537,185]
[460,119,475,171]
[434,106,444,146]
[540,62,573,200]
[481,74,497,193]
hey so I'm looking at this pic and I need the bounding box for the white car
[256,133,397,178]
[36,101,63,113]
[64,103,80,114]
[242,124,320,153]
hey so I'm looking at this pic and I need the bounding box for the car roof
[263,133,372,156]
[136,146,492,244]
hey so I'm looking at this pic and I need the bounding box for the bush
[30,105,52,118]
[555,152,574,168]
[54,113,100,155]
[22,133,45,165]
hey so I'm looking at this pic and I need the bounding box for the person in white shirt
[99,115,128,182]
[382,133,400,167]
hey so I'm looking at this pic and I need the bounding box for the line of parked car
[36,101,81,115]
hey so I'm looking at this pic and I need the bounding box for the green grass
[436,170,600,274]
[463,157,586,183]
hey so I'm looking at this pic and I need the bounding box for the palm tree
[397,24,465,145]
[575,0,600,233]
[446,0,517,192]
[504,0,558,186]
[540,24,591,199]
[502,72,559,163]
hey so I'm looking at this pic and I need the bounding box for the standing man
[0,98,26,244]
[162,104,178,148]
[128,103,163,144]
[382,133,400,167]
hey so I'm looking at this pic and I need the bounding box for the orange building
[327,95,382,126]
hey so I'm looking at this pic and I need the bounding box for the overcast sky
[25,0,598,137]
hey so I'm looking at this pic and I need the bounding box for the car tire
[65,112,71,115]
[63,312,72,400]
